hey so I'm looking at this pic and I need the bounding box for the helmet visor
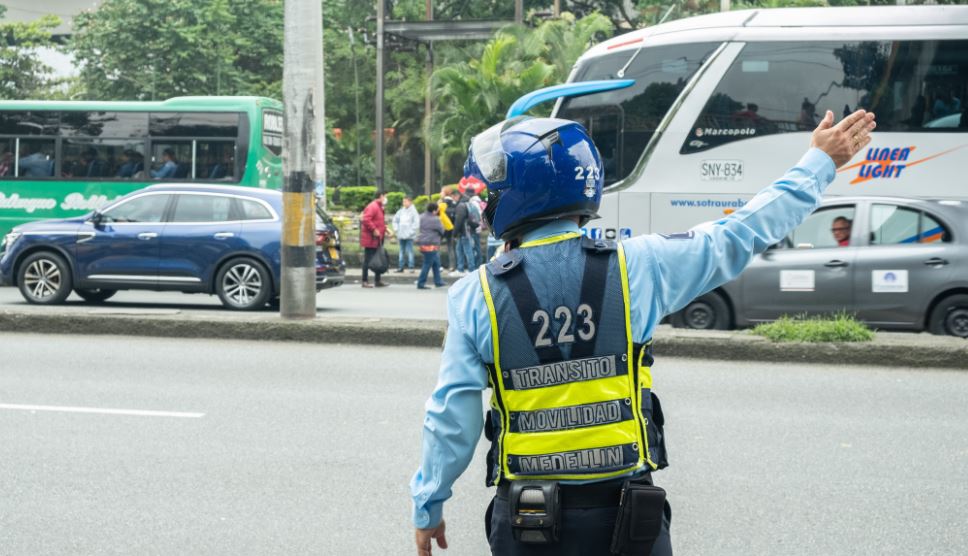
[470,117,527,185]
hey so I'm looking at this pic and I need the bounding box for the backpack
[467,200,482,230]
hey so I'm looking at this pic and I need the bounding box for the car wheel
[17,251,73,305]
[928,294,968,338]
[216,258,271,311]
[75,288,117,303]
[671,291,732,330]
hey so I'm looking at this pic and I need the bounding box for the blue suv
[0,184,345,310]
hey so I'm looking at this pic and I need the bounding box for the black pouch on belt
[508,481,561,544]
[610,480,666,555]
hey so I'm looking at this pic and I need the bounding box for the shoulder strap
[500,262,564,364]
[569,249,610,359]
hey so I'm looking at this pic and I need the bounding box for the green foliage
[413,194,430,212]
[751,313,875,343]
[0,5,61,99]
[430,13,614,181]
[336,186,378,212]
[70,0,283,100]
[386,191,405,215]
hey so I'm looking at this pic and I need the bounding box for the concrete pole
[423,0,434,197]
[720,0,731,12]
[375,0,385,193]
[281,0,322,319]
[515,0,523,24]
[316,17,327,210]
[553,0,560,17]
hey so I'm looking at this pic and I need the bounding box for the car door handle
[137,232,158,240]
[824,259,849,268]
[214,232,235,239]
[924,257,949,266]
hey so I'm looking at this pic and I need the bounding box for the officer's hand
[415,520,448,556]
[811,109,877,169]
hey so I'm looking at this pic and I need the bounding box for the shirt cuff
[796,147,836,187]
[413,501,444,529]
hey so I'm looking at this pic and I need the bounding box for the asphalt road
[0,283,449,321]
[2,334,967,555]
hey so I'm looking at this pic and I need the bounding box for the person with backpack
[450,190,476,276]
[467,193,485,266]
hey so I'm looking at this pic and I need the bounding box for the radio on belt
[509,481,561,544]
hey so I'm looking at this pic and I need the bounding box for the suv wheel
[17,251,73,305]
[216,258,271,310]
[671,291,732,330]
[75,288,117,303]
[928,294,968,338]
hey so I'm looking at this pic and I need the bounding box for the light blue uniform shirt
[411,148,836,529]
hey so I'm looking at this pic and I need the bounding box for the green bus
[0,96,283,237]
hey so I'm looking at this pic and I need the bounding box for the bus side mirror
[90,211,103,226]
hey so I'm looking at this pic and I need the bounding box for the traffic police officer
[412,109,876,555]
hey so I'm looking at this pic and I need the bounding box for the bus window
[61,111,148,138]
[0,111,59,136]
[557,43,719,186]
[683,40,968,154]
[16,139,55,178]
[150,112,239,137]
[62,139,145,179]
[149,142,192,179]
[196,141,236,180]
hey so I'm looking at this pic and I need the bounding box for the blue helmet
[464,117,603,241]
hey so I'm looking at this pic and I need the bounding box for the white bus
[552,6,968,239]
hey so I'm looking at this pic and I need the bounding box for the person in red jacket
[361,191,390,288]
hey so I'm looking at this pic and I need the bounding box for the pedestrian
[412,109,876,556]
[449,189,476,276]
[439,187,458,271]
[393,196,420,273]
[467,193,485,266]
[360,190,389,288]
[416,202,446,289]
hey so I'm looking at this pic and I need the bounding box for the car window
[920,212,952,244]
[102,194,170,223]
[871,204,920,245]
[784,205,856,249]
[871,204,953,245]
[240,199,273,220]
[171,194,233,223]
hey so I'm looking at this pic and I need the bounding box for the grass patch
[751,313,875,343]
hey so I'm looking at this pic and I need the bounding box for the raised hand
[810,109,877,168]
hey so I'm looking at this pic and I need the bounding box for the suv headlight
[2,231,22,250]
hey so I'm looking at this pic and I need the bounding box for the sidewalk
[343,266,466,286]
[2,305,965,369]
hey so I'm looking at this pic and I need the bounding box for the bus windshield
[0,97,282,236]
[556,43,719,187]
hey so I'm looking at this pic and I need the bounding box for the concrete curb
[2,309,967,369]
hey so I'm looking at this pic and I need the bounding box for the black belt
[496,474,652,509]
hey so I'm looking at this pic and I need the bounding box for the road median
[2,308,965,369]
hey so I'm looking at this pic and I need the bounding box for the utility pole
[281,0,324,319]
[423,0,434,197]
[514,0,523,23]
[375,0,386,193]
[553,0,560,18]
[720,0,731,12]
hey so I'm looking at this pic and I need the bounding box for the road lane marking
[0,403,205,418]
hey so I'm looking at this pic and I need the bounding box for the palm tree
[430,13,615,182]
